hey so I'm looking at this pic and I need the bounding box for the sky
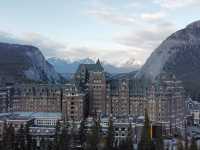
[0,0,200,66]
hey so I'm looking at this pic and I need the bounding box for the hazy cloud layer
[141,12,166,22]
[116,22,176,50]
[86,0,178,63]
[0,31,67,57]
[87,8,136,26]
[0,30,139,66]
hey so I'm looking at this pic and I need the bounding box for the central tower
[75,59,106,116]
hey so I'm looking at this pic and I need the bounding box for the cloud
[22,33,67,57]
[141,12,166,22]
[115,21,176,50]
[60,45,138,65]
[86,7,136,26]
[0,31,67,57]
[154,0,200,8]
[0,30,139,66]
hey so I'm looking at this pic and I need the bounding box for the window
[71,111,74,114]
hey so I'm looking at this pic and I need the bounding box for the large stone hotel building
[75,60,187,134]
[0,60,187,134]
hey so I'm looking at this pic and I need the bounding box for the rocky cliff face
[136,20,200,100]
[0,42,61,84]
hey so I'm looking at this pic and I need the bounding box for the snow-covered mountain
[48,57,141,74]
[0,42,62,84]
[136,20,200,101]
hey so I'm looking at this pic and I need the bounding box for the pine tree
[59,125,70,150]
[31,139,37,150]
[24,123,32,150]
[185,135,189,150]
[138,110,154,150]
[105,117,114,150]
[2,121,8,150]
[79,119,86,146]
[126,123,134,150]
[54,121,61,150]
[118,140,127,150]
[155,126,164,150]
[190,137,198,150]
[47,140,54,150]
[177,140,184,150]
[40,138,46,150]
[85,118,101,150]
[4,123,16,150]
[16,124,26,150]
[10,124,16,150]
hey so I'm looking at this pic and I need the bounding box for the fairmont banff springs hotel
[0,60,187,139]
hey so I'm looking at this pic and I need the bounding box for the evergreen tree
[185,136,189,150]
[53,121,71,150]
[31,139,37,150]
[3,123,16,150]
[47,140,54,150]
[16,124,26,150]
[79,119,86,146]
[54,121,61,150]
[138,110,154,150]
[85,118,101,150]
[105,117,114,150]
[59,125,70,150]
[117,124,134,150]
[70,121,77,149]
[155,126,164,150]
[177,140,184,150]
[126,123,134,150]
[2,121,9,150]
[24,123,32,150]
[118,140,127,150]
[9,124,16,150]
[190,137,198,150]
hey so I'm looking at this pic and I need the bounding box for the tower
[74,59,106,117]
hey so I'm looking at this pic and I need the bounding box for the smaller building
[29,112,62,143]
[187,98,200,127]
[0,113,33,140]
[84,116,144,145]
[0,112,62,142]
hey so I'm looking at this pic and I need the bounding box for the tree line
[0,113,199,150]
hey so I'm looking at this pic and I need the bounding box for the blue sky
[0,0,200,66]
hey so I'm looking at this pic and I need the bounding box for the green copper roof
[84,63,104,72]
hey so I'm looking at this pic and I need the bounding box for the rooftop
[0,112,62,121]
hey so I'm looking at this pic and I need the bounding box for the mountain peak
[137,20,200,101]
[186,20,200,29]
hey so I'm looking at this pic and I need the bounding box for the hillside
[136,20,200,100]
[0,42,62,84]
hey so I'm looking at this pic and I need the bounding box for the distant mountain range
[136,20,200,101]
[0,42,63,84]
[47,57,141,74]
[1,20,200,101]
